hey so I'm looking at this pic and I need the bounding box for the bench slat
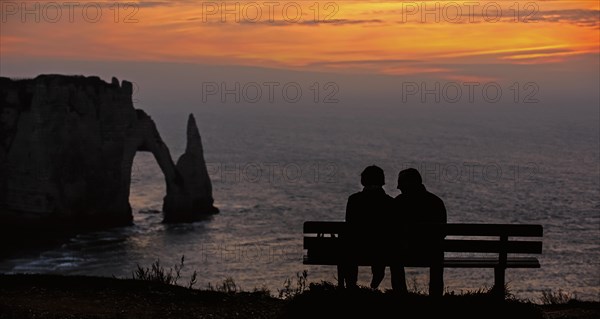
[303,256,343,266]
[304,221,346,234]
[303,222,543,238]
[303,256,540,268]
[304,237,341,249]
[445,224,543,237]
[304,238,542,254]
[443,257,540,268]
[443,239,543,254]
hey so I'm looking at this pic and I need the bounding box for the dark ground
[0,274,598,319]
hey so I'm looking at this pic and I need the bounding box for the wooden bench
[303,221,543,297]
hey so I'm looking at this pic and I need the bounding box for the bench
[303,221,543,297]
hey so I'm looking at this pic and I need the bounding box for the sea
[0,102,598,302]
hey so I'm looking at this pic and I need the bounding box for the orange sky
[1,0,599,79]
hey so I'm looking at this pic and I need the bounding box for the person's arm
[440,200,447,224]
[344,196,357,240]
[437,197,447,240]
[431,194,447,224]
[345,196,354,223]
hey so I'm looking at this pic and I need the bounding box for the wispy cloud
[308,59,421,67]
[533,9,600,27]
[186,18,385,26]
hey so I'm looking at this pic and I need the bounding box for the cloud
[533,9,600,27]
[135,1,173,8]
[117,2,600,28]
[381,5,600,27]
[295,19,384,26]
[307,59,422,68]
[185,18,385,26]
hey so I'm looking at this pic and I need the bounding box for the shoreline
[1,274,598,319]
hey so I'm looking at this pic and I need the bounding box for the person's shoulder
[426,191,446,205]
[383,191,394,200]
[348,191,363,201]
[383,193,396,206]
[350,190,364,198]
[428,191,443,200]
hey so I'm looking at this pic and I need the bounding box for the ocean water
[1,103,598,302]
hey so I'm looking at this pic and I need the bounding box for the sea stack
[163,114,219,222]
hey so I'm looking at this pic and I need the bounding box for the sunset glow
[1,0,600,309]
[1,0,599,78]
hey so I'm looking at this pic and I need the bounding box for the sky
[0,0,599,112]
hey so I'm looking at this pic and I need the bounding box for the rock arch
[0,75,218,230]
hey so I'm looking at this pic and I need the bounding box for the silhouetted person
[393,168,447,297]
[340,165,394,289]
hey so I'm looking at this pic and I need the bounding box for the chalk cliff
[0,74,218,230]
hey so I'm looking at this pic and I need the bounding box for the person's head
[360,165,385,187]
[397,168,422,194]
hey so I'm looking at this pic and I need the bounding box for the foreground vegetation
[0,257,598,319]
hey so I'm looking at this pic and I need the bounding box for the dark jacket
[345,186,395,258]
[394,184,447,257]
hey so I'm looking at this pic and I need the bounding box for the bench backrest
[304,221,543,258]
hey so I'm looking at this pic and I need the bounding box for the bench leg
[493,267,506,298]
[430,265,444,298]
[337,265,344,288]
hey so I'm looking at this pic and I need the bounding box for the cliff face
[0,74,217,230]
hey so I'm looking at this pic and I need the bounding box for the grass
[278,270,308,299]
[540,289,576,305]
[1,265,597,319]
[121,256,598,319]
[207,277,239,293]
[130,256,586,304]
[281,281,546,319]
[132,255,198,289]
